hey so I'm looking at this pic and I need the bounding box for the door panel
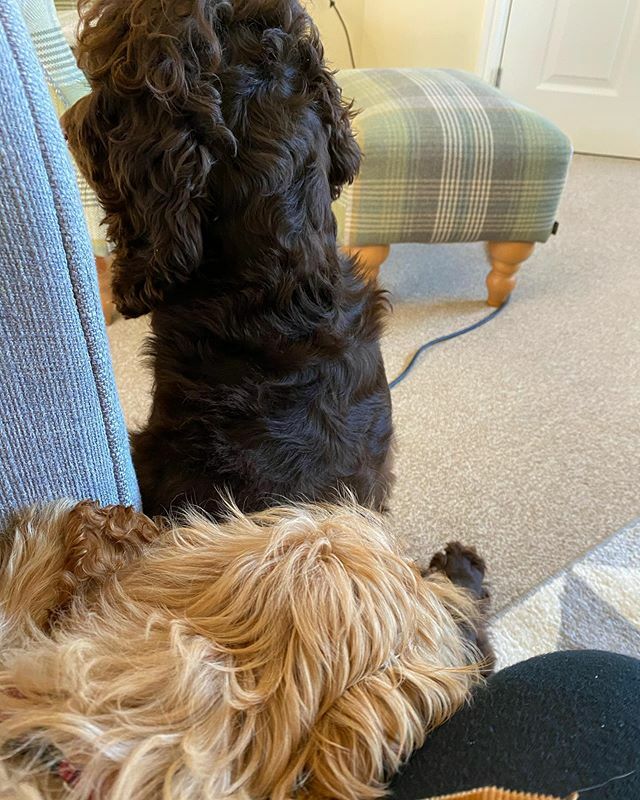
[500,0,640,157]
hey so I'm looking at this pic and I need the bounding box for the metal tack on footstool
[334,68,573,306]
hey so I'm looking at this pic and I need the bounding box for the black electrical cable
[329,1,356,68]
[388,297,510,389]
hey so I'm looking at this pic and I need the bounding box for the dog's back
[135,258,392,515]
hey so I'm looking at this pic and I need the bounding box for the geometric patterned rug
[491,516,640,670]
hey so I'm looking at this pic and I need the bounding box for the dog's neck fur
[204,78,343,289]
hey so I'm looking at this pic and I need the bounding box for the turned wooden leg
[95,255,114,325]
[342,244,390,283]
[485,241,535,307]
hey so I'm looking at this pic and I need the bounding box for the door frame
[476,0,514,85]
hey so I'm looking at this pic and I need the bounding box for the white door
[499,0,640,157]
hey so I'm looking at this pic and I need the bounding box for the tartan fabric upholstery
[20,0,107,254]
[334,69,572,247]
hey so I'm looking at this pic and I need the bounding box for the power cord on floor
[388,297,510,390]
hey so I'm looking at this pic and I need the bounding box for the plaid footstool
[334,69,573,306]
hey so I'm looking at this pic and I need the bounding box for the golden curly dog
[0,501,486,799]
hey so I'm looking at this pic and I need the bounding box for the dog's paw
[427,541,488,600]
[427,542,495,676]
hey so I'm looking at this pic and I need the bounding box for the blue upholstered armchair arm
[0,0,139,517]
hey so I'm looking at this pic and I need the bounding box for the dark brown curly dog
[63,0,393,517]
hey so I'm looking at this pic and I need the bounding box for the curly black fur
[63,0,393,516]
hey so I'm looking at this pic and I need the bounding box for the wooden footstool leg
[95,255,114,325]
[342,244,390,283]
[485,241,535,307]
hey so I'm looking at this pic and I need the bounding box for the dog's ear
[62,501,161,589]
[69,0,236,317]
[0,502,161,637]
[303,24,361,199]
[321,73,361,199]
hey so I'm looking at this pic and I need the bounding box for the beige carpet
[108,153,640,615]
[492,515,640,668]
